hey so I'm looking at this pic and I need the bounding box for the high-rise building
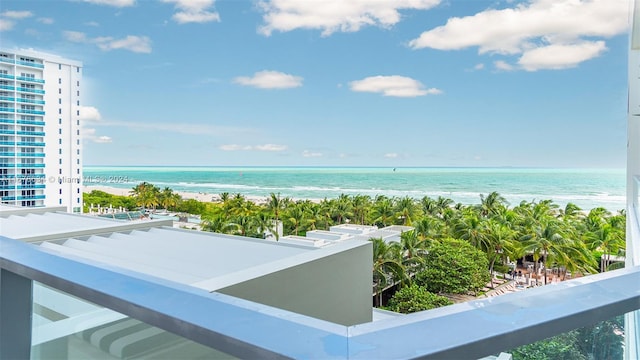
[0,49,82,213]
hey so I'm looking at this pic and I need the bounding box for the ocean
[83,167,627,212]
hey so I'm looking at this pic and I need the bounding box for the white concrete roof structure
[0,205,171,242]
[1,206,373,326]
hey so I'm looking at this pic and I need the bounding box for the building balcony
[0,85,15,91]
[14,76,45,84]
[16,120,45,126]
[0,57,14,65]
[17,153,45,157]
[0,96,15,102]
[0,119,15,124]
[16,164,45,168]
[0,107,15,113]
[16,109,44,115]
[0,130,15,135]
[16,87,45,94]
[0,73,15,80]
[0,185,46,191]
[1,194,46,201]
[0,152,15,156]
[0,141,15,146]
[15,60,44,69]
[15,174,45,178]
[16,142,45,147]
[16,131,45,136]
[16,98,45,105]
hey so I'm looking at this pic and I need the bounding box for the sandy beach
[83,185,270,204]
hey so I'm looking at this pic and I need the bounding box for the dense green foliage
[415,239,490,295]
[83,190,136,212]
[385,284,453,313]
[511,316,624,360]
[85,185,627,311]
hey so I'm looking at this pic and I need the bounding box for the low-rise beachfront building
[0,49,82,213]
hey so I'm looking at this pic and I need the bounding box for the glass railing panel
[30,282,238,360]
[493,313,627,360]
[16,99,45,105]
[16,61,43,69]
[16,88,45,94]
[0,57,15,64]
[14,77,45,84]
[0,85,15,91]
[0,108,16,112]
[0,96,16,101]
[0,73,14,79]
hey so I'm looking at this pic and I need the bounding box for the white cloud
[220,144,253,151]
[64,31,152,53]
[408,0,628,71]
[0,19,14,31]
[79,0,135,7]
[162,0,220,24]
[95,35,151,53]
[474,63,484,70]
[234,70,303,89]
[64,30,88,42]
[78,106,102,121]
[255,144,288,151]
[82,127,112,143]
[85,21,100,27]
[258,0,441,36]
[349,75,441,97]
[384,153,399,158]
[2,10,33,19]
[37,17,54,24]
[518,40,607,71]
[219,144,288,152]
[302,150,323,157]
[494,60,514,71]
[95,135,113,143]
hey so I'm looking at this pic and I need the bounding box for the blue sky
[0,0,631,168]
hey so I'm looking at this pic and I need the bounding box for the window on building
[59,189,62,195]
[58,139,62,145]
[59,159,62,165]
[59,199,62,205]
[59,118,62,125]
[58,98,61,104]
[58,149,62,155]
[58,78,61,84]
[58,129,62,135]
[58,64,61,70]
[58,109,61,114]
[58,89,61,94]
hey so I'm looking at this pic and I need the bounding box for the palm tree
[479,191,508,217]
[159,187,181,211]
[130,182,160,211]
[352,194,371,225]
[586,222,625,272]
[286,203,307,236]
[482,218,516,287]
[267,193,283,233]
[371,237,405,307]
[395,196,418,226]
[333,194,353,224]
[371,196,395,227]
[520,219,568,285]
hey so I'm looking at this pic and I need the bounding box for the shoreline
[84,185,271,205]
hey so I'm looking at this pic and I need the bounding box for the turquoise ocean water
[83,167,627,212]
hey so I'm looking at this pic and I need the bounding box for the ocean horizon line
[83,165,626,171]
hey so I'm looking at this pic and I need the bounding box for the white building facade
[0,49,82,213]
